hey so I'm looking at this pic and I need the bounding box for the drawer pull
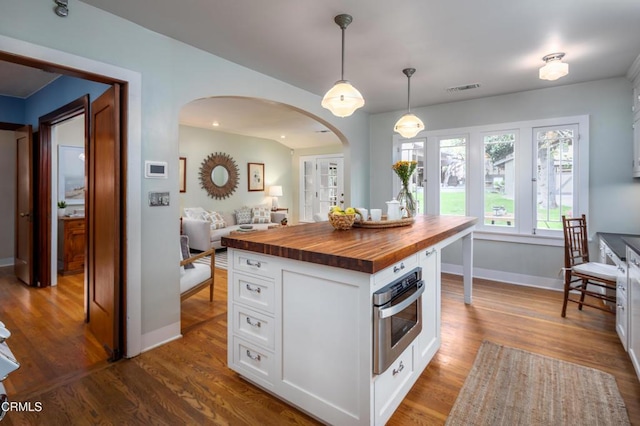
[393,360,404,376]
[246,284,261,294]
[246,259,262,268]
[393,263,405,273]
[618,304,625,311]
[425,248,436,257]
[246,317,262,328]
[246,349,261,362]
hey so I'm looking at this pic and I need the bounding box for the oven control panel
[373,267,422,306]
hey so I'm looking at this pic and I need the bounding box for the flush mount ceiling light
[321,14,365,118]
[394,68,425,138]
[539,52,569,81]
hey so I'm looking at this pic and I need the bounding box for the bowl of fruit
[327,206,357,230]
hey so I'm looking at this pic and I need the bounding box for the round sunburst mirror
[199,152,239,199]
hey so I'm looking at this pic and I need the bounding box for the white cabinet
[373,343,415,422]
[600,239,629,350]
[633,116,640,178]
[418,247,440,364]
[627,247,640,380]
[616,259,629,351]
[228,251,278,390]
[227,247,442,426]
[631,56,640,178]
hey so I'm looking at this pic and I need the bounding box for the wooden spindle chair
[561,215,617,317]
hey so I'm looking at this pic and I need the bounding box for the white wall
[370,78,639,287]
[0,130,15,266]
[0,0,369,352]
[179,125,293,215]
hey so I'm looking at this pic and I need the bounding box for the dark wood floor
[1,266,639,425]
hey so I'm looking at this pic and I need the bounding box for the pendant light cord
[341,26,345,81]
[407,74,411,113]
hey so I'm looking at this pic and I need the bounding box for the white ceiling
[2,0,640,148]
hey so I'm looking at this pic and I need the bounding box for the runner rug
[445,340,630,425]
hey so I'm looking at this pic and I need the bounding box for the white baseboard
[442,263,564,292]
[140,321,182,354]
[0,258,13,267]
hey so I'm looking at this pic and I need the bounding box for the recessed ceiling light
[212,121,220,127]
[280,135,286,139]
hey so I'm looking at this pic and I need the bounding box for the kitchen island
[222,215,476,425]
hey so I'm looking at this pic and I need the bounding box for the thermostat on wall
[145,161,168,178]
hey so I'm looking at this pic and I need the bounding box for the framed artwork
[58,145,86,205]
[179,157,186,193]
[248,162,265,191]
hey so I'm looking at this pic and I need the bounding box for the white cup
[356,207,368,221]
[370,209,382,221]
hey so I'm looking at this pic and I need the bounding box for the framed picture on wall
[179,157,186,193]
[248,162,265,191]
[58,145,86,205]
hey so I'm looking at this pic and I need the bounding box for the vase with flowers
[392,160,417,218]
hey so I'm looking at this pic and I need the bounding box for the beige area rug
[446,341,630,426]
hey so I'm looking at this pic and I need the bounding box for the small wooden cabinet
[58,217,86,275]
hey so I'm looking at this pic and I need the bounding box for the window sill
[473,231,564,247]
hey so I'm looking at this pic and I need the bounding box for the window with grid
[534,125,577,232]
[439,137,467,216]
[483,132,516,228]
[411,115,588,245]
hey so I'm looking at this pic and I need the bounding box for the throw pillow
[180,235,195,269]
[183,207,206,220]
[202,211,226,229]
[235,207,252,225]
[252,206,271,224]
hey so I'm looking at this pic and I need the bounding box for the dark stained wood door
[14,125,34,286]
[88,85,122,361]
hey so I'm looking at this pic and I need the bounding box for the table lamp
[269,185,283,210]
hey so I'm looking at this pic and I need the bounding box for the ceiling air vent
[446,83,481,93]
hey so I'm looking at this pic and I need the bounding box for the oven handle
[378,280,425,319]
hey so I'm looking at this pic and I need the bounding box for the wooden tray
[352,216,415,228]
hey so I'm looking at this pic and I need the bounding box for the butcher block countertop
[221,215,477,274]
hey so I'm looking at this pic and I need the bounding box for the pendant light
[321,14,365,117]
[539,52,569,81]
[394,68,424,138]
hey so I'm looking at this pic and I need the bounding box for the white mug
[356,207,368,221]
[370,209,382,221]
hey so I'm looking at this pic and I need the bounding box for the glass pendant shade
[539,53,569,81]
[322,80,365,117]
[394,67,424,138]
[394,113,424,138]
[322,14,364,117]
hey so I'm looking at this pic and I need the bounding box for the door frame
[38,95,89,289]
[0,34,143,358]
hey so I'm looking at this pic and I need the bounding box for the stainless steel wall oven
[373,267,424,374]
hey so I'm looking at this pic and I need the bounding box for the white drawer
[232,337,275,386]
[233,251,276,279]
[374,343,415,421]
[233,272,275,314]
[232,304,275,350]
[373,254,418,288]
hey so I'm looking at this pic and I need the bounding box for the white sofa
[182,206,286,251]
